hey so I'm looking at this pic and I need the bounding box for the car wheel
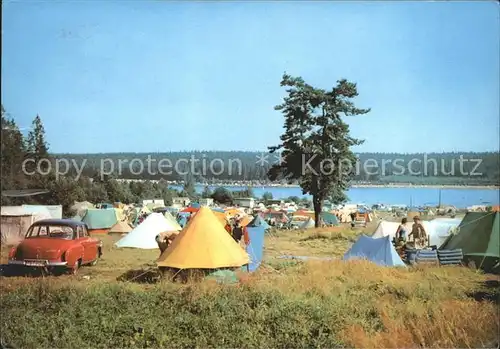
[69,260,81,275]
[51,267,66,277]
[90,248,101,266]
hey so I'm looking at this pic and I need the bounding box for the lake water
[169,185,499,208]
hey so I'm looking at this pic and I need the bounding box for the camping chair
[437,249,464,266]
[415,249,439,265]
[354,213,367,227]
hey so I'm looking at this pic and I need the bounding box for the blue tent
[343,235,406,267]
[211,207,225,213]
[244,226,265,272]
[177,215,188,228]
[190,202,201,209]
[97,203,114,209]
[248,215,270,229]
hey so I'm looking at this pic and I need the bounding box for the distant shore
[349,184,499,190]
[161,181,500,190]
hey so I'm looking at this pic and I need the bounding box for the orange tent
[225,208,243,217]
[293,210,315,219]
[239,215,253,227]
[180,207,227,226]
[157,206,249,269]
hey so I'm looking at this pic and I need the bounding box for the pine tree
[1,105,28,192]
[268,73,370,227]
[180,175,196,199]
[26,114,50,171]
[201,185,213,198]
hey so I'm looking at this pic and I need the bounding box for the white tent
[22,205,62,219]
[114,213,180,249]
[372,219,460,247]
[70,201,94,217]
[1,206,52,245]
[301,218,316,229]
[372,221,413,241]
[426,218,462,247]
[343,235,406,267]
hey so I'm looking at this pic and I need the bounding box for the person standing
[224,219,232,235]
[394,217,409,250]
[350,211,356,229]
[155,231,178,257]
[409,216,428,249]
[395,218,409,243]
[232,216,244,242]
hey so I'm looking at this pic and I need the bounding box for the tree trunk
[311,172,323,228]
[313,194,322,228]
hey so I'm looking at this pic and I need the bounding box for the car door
[78,225,96,263]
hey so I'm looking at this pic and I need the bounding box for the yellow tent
[114,208,125,222]
[157,206,250,269]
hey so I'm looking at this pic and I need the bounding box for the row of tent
[103,207,499,272]
[72,201,270,236]
[344,212,499,271]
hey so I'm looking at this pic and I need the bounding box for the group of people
[225,214,250,246]
[137,212,148,225]
[393,216,428,250]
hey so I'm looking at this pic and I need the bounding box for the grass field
[1,218,499,348]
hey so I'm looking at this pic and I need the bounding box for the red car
[8,219,102,275]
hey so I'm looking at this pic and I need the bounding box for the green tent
[321,212,339,225]
[82,208,118,230]
[205,270,239,284]
[163,211,182,231]
[439,212,499,271]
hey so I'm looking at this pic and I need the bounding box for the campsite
[2,1,500,348]
[1,202,499,348]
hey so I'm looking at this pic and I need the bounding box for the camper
[172,197,191,208]
[233,197,255,209]
[142,199,165,207]
[199,198,214,206]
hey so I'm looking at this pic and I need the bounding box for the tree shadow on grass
[0,264,64,278]
[116,268,162,284]
[466,279,500,304]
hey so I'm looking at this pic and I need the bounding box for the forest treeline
[53,151,500,185]
[1,107,260,214]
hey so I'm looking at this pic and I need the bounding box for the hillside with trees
[51,151,500,186]
[1,106,278,214]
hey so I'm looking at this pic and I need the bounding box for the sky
[2,1,499,154]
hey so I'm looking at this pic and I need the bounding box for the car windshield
[25,225,74,239]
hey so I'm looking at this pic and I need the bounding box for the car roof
[31,218,86,228]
